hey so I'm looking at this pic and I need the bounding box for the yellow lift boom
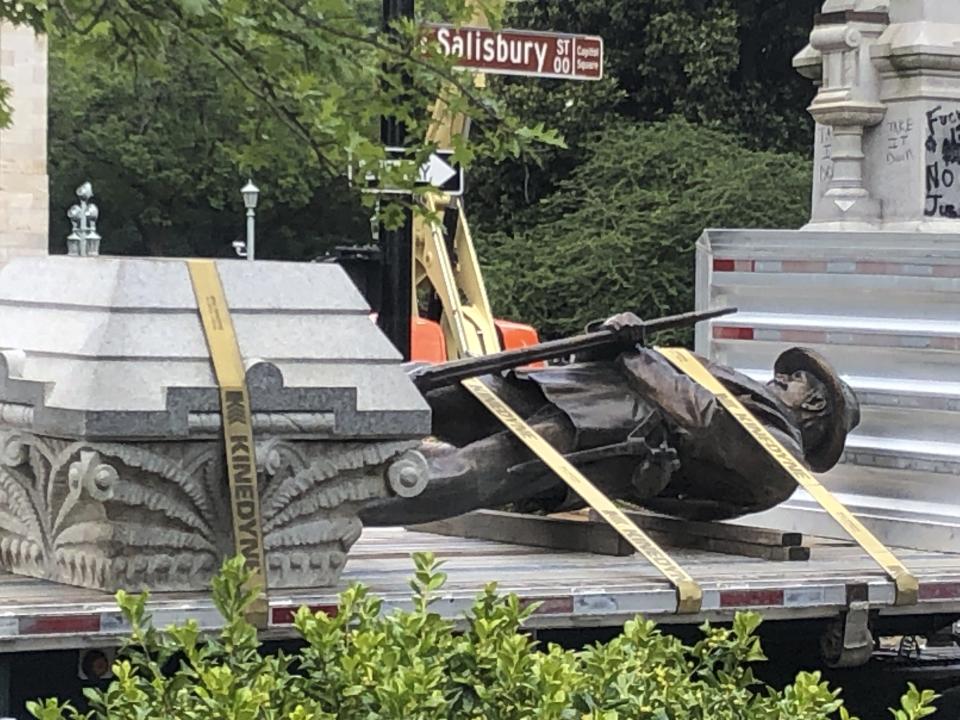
[413,2,504,359]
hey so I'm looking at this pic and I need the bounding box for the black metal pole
[378,0,415,360]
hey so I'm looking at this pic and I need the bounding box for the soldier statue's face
[767,370,831,452]
[768,370,828,415]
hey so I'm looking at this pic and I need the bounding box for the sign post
[378,0,416,360]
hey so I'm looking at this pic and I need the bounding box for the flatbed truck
[0,526,956,717]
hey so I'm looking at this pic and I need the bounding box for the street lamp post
[241,179,259,261]
[66,182,102,257]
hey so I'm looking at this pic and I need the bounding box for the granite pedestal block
[0,256,431,591]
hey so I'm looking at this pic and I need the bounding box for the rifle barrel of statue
[413,306,737,392]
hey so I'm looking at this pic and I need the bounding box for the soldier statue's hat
[774,348,860,473]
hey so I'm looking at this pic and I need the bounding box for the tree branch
[277,0,504,127]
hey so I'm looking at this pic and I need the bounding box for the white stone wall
[0,22,48,263]
[797,0,960,231]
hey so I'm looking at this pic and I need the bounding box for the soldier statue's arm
[620,349,722,430]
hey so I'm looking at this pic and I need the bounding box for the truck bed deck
[0,529,958,652]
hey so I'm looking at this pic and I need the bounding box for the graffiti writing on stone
[818,125,834,184]
[925,105,960,219]
[886,118,914,165]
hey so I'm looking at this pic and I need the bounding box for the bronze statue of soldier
[359,311,861,527]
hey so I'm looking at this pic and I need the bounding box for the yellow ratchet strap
[461,377,703,614]
[655,347,919,607]
[187,260,269,628]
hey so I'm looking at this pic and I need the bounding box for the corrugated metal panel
[695,229,960,553]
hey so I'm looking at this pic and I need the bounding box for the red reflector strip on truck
[713,258,960,278]
[20,614,101,636]
[713,327,754,340]
[713,326,960,350]
[271,604,339,626]
[520,596,576,615]
[783,261,828,273]
[713,259,755,272]
[779,330,829,344]
[0,579,956,639]
[719,589,785,608]
[919,582,960,601]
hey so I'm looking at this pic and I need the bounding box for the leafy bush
[29,554,936,720]
[479,117,812,340]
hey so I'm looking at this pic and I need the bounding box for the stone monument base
[0,433,417,591]
[0,256,431,591]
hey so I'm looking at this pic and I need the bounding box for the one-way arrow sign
[386,147,464,196]
[421,152,459,189]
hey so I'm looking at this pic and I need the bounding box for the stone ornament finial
[66,181,102,257]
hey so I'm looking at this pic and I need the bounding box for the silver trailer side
[695,228,960,553]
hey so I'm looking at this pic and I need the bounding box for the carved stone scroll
[0,431,418,591]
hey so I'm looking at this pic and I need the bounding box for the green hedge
[30,554,936,720]
[478,118,812,341]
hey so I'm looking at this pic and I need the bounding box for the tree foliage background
[480,119,811,340]
[49,35,371,259]
[4,0,819,336]
[30,0,561,259]
[467,0,818,335]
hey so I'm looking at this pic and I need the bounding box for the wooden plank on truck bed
[589,508,804,547]
[411,510,810,561]
[644,530,810,561]
[409,510,634,556]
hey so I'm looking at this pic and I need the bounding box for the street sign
[412,149,463,195]
[426,25,604,81]
[352,148,464,196]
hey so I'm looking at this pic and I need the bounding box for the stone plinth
[0,257,431,591]
[0,23,47,263]
[796,0,960,231]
